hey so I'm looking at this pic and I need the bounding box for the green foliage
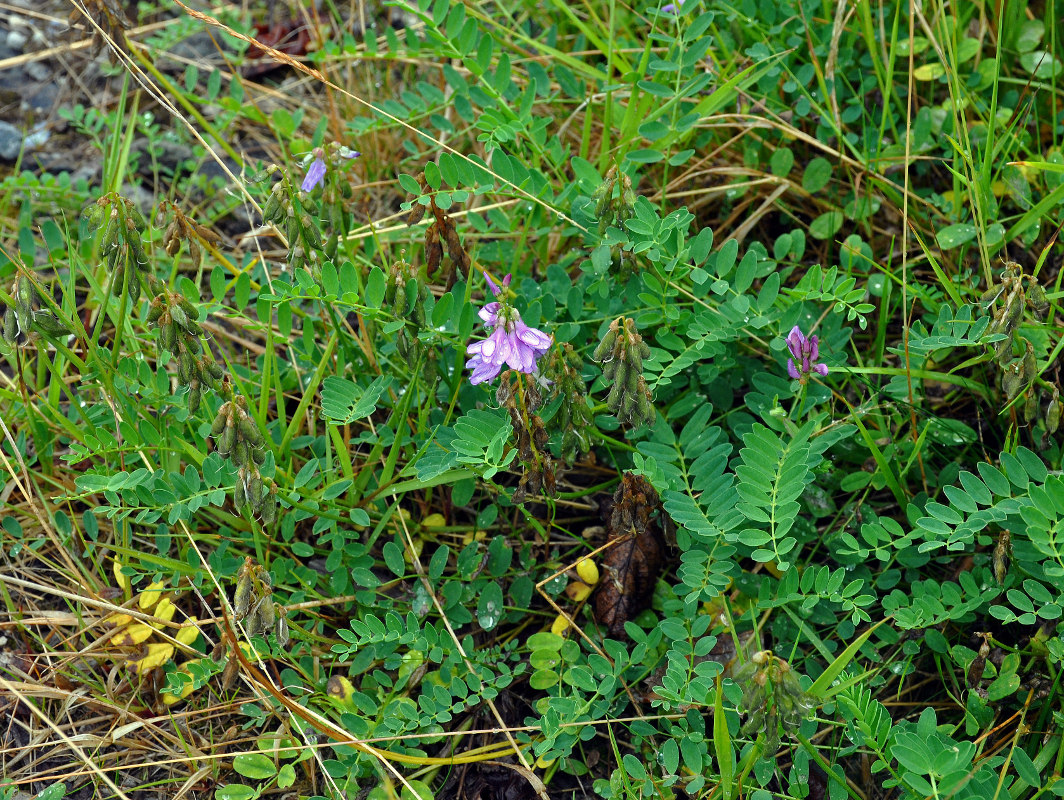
[4,0,1064,796]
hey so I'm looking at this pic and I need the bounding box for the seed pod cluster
[403,170,470,289]
[84,194,152,307]
[592,317,655,427]
[258,172,327,279]
[384,259,431,362]
[979,262,1064,445]
[592,165,636,234]
[1000,339,1037,402]
[147,292,223,414]
[232,557,289,647]
[211,398,277,523]
[496,371,556,503]
[2,274,73,347]
[157,201,222,269]
[543,343,594,465]
[591,166,637,278]
[3,275,35,347]
[732,650,816,755]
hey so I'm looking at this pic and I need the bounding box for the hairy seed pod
[1023,341,1037,381]
[636,390,654,424]
[218,424,235,457]
[301,215,322,249]
[994,333,1013,363]
[234,571,253,618]
[243,597,262,636]
[101,210,120,250]
[207,360,224,380]
[129,239,149,272]
[146,300,165,324]
[993,529,1011,584]
[220,653,239,691]
[211,409,228,437]
[232,438,249,468]
[1002,362,1024,401]
[178,297,198,318]
[1004,293,1024,331]
[638,339,651,360]
[261,495,277,525]
[3,307,17,343]
[233,475,247,510]
[252,447,266,466]
[238,417,264,447]
[262,191,281,224]
[170,305,189,330]
[83,202,106,231]
[1027,281,1049,314]
[109,258,125,296]
[160,321,176,352]
[248,473,263,511]
[1047,396,1062,436]
[406,198,428,227]
[129,270,142,303]
[130,207,148,234]
[275,612,289,648]
[15,276,34,317]
[188,381,202,415]
[592,326,619,363]
[178,350,193,384]
[258,599,276,634]
[1024,389,1039,424]
[606,376,625,412]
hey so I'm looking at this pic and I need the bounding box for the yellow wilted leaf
[551,614,570,636]
[112,558,130,594]
[422,513,446,528]
[111,623,154,647]
[110,612,134,627]
[138,581,166,612]
[565,581,592,602]
[129,642,174,674]
[175,620,200,646]
[914,62,946,81]
[576,558,599,586]
[151,597,177,626]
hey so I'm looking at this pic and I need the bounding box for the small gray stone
[24,60,50,82]
[0,120,21,160]
[6,29,28,52]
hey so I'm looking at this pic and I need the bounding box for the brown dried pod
[425,224,443,274]
[234,569,253,619]
[993,530,1011,585]
[592,474,666,637]
[220,652,240,691]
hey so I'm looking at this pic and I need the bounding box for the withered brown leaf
[593,473,665,637]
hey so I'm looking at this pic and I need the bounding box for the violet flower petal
[301,158,327,192]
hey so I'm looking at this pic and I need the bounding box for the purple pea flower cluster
[786,325,829,382]
[466,274,552,385]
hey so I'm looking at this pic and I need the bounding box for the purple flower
[301,157,327,192]
[785,325,829,381]
[466,300,552,385]
[661,3,679,13]
[300,146,361,192]
[484,272,511,297]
